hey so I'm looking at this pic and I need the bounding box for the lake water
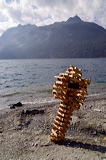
[0,58,106,109]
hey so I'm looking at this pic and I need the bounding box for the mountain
[66,15,82,23]
[0,15,106,59]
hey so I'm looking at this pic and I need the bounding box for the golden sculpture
[50,65,91,142]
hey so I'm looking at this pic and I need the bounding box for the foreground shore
[0,93,106,160]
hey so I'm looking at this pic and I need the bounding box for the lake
[0,58,106,109]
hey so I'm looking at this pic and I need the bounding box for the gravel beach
[0,91,106,160]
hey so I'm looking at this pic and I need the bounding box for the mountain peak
[66,15,82,23]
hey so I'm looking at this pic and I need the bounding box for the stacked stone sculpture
[50,65,91,142]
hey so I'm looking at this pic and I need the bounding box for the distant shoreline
[0,57,106,60]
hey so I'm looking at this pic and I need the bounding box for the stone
[9,102,23,109]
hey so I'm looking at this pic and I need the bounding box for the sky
[0,0,106,36]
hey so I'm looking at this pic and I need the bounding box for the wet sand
[0,92,106,160]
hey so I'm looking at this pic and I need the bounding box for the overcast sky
[0,0,106,36]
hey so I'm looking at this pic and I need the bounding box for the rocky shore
[0,93,106,160]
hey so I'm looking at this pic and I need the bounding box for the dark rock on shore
[9,102,23,109]
[21,109,45,116]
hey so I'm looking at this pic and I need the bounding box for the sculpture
[50,65,91,142]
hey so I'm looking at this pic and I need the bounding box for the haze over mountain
[0,15,106,59]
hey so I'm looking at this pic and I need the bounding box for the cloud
[0,0,106,36]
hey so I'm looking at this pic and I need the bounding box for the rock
[9,102,23,109]
[10,105,15,109]
[21,109,45,116]
[94,109,101,112]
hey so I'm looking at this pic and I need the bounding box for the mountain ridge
[0,15,106,59]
